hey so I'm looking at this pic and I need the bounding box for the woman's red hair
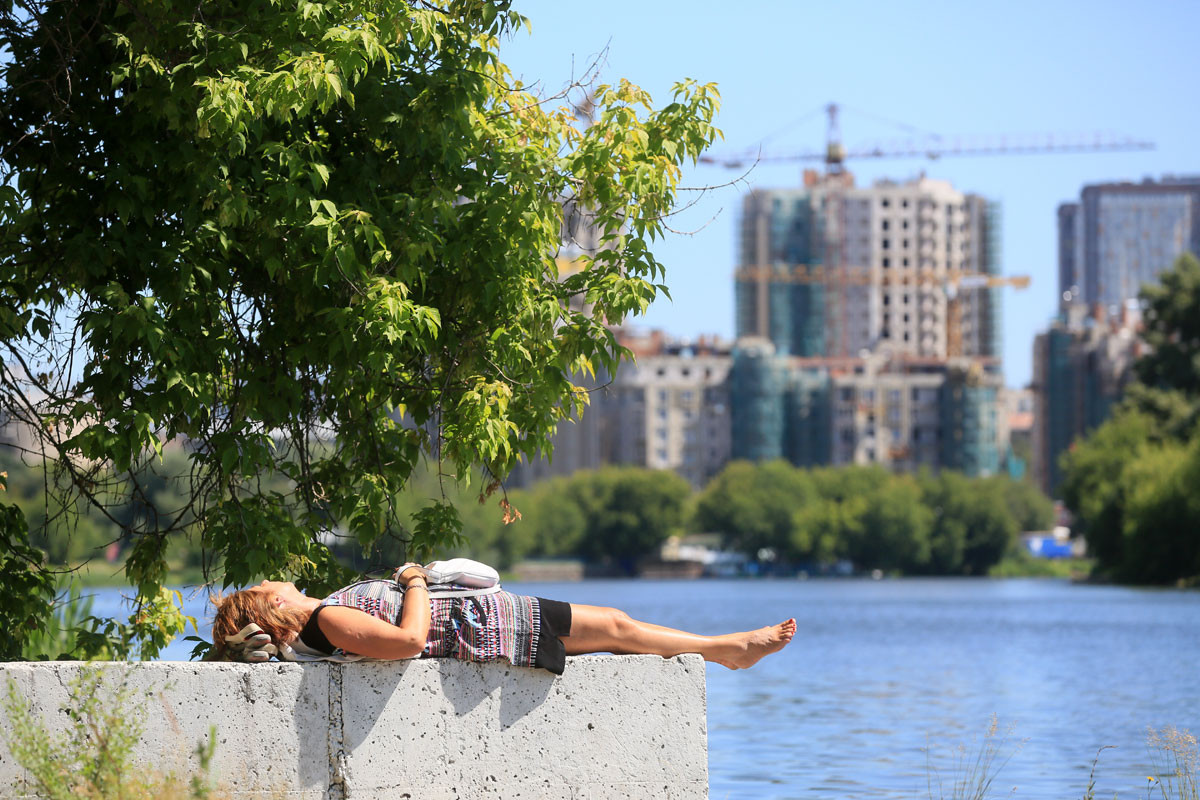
[211,589,309,660]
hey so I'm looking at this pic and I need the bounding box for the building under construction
[735,171,1006,360]
[730,171,1011,477]
[730,340,1005,477]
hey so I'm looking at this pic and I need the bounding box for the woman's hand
[395,562,426,586]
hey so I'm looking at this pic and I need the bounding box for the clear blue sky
[499,0,1200,388]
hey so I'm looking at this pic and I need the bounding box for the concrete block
[0,662,331,800]
[0,655,707,799]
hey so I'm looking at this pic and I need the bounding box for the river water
[88,577,1199,798]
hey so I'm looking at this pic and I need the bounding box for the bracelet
[405,580,428,590]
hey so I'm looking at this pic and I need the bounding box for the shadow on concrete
[436,659,555,730]
[334,660,408,756]
[292,663,338,791]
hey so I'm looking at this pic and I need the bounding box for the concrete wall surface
[0,655,707,799]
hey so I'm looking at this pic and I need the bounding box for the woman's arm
[316,565,432,659]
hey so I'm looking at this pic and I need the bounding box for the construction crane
[733,265,1031,356]
[701,102,1155,172]
[944,273,1031,358]
[719,103,1150,359]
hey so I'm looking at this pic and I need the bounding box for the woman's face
[255,579,304,608]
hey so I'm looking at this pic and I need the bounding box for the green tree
[984,475,1055,534]
[1136,252,1200,397]
[920,471,1017,576]
[568,467,690,571]
[1060,410,1157,571]
[0,490,55,660]
[0,1,719,655]
[1119,437,1200,584]
[851,476,933,573]
[789,495,845,564]
[1062,253,1200,583]
[503,477,587,562]
[693,460,817,560]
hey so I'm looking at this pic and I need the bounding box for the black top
[298,605,335,655]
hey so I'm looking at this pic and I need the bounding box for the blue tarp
[1023,537,1073,558]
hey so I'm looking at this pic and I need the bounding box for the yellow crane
[733,265,1031,357]
[944,273,1031,358]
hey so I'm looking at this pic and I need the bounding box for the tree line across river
[9,444,1056,582]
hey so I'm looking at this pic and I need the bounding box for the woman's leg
[561,604,796,670]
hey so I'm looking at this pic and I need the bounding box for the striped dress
[319,579,542,668]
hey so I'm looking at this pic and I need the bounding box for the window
[882,257,890,268]
[881,199,890,208]
[882,239,890,249]
[902,199,909,208]
[883,295,890,306]
[681,390,694,403]
[881,220,890,230]
[902,258,910,267]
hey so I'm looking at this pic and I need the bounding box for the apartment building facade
[730,340,1005,478]
[511,331,733,489]
[1058,176,1200,312]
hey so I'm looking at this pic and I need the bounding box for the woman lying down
[212,563,795,674]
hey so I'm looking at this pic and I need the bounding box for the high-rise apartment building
[735,172,1002,362]
[1034,176,1198,497]
[1058,176,1200,312]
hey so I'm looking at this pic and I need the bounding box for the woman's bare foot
[718,619,796,670]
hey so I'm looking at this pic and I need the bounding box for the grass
[929,721,1199,800]
[926,715,1023,800]
[1146,727,1199,800]
[988,553,1094,579]
[3,668,228,800]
